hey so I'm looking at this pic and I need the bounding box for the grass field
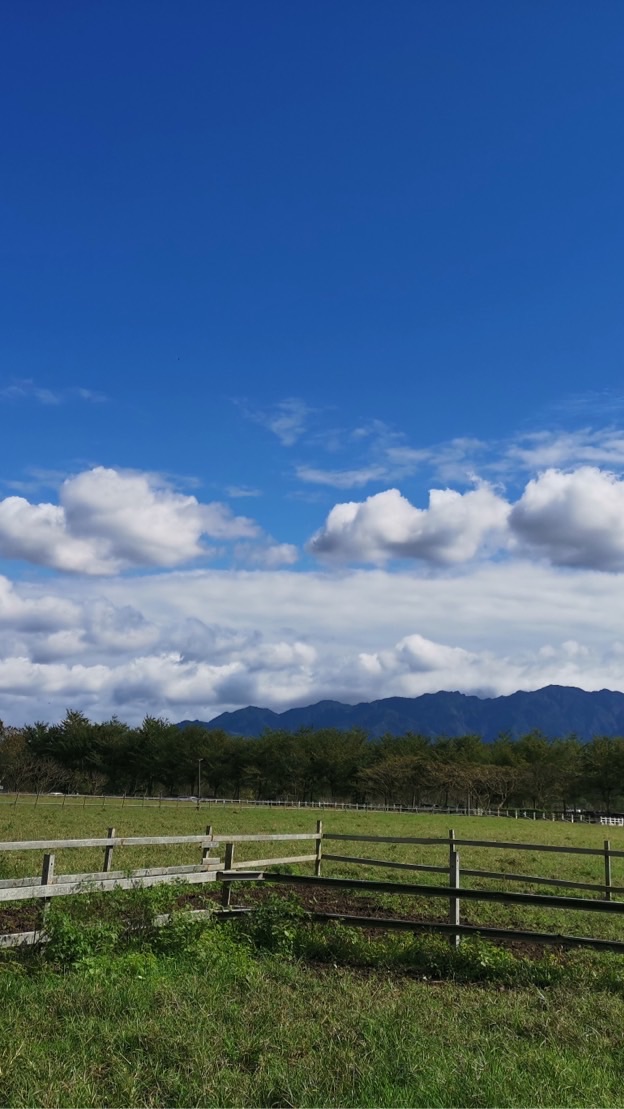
[2,798,624,940]
[2,801,624,1107]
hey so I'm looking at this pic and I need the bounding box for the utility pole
[197,758,203,811]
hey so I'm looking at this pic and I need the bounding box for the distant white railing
[0,791,611,822]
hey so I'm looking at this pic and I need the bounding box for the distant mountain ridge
[178,685,624,742]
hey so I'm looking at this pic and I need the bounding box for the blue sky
[2,2,624,723]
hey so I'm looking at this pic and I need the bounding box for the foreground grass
[2,893,624,1108]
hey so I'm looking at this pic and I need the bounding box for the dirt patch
[0,903,41,935]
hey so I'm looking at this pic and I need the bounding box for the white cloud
[307,466,624,571]
[0,380,61,405]
[225,485,262,498]
[247,397,313,446]
[296,464,390,488]
[0,380,107,405]
[0,576,81,632]
[0,495,117,574]
[356,631,624,701]
[0,467,260,574]
[238,542,299,568]
[308,485,509,564]
[2,560,624,723]
[509,466,624,570]
[505,429,624,472]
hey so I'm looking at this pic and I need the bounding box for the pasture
[2,801,624,1106]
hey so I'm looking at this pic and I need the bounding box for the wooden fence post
[222,842,234,907]
[41,852,55,929]
[315,820,323,876]
[604,839,612,902]
[103,827,115,872]
[202,824,213,864]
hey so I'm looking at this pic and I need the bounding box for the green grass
[1,799,623,941]
[2,802,624,1106]
[3,918,624,1108]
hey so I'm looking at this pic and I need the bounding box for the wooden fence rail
[1,823,624,953]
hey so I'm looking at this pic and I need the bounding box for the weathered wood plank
[212,833,320,843]
[229,854,316,870]
[0,869,219,902]
[0,835,214,851]
[0,862,221,890]
[103,827,115,872]
[315,819,323,877]
[0,831,320,853]
[0,930,39,948]
[222,843,235,907]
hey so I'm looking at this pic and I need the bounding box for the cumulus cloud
[509,466,624,570]
[0,467,260,574]
[307,466,624,571]
[308,485,509,564]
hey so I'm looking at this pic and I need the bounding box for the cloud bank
[2,559,624,724]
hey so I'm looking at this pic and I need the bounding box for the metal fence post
[604,839,612,901]
[449,844,460,948]
[448,829,460,947]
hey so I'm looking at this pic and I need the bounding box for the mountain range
[179,685,624,743]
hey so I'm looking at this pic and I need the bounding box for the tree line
[1,711,624,812]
